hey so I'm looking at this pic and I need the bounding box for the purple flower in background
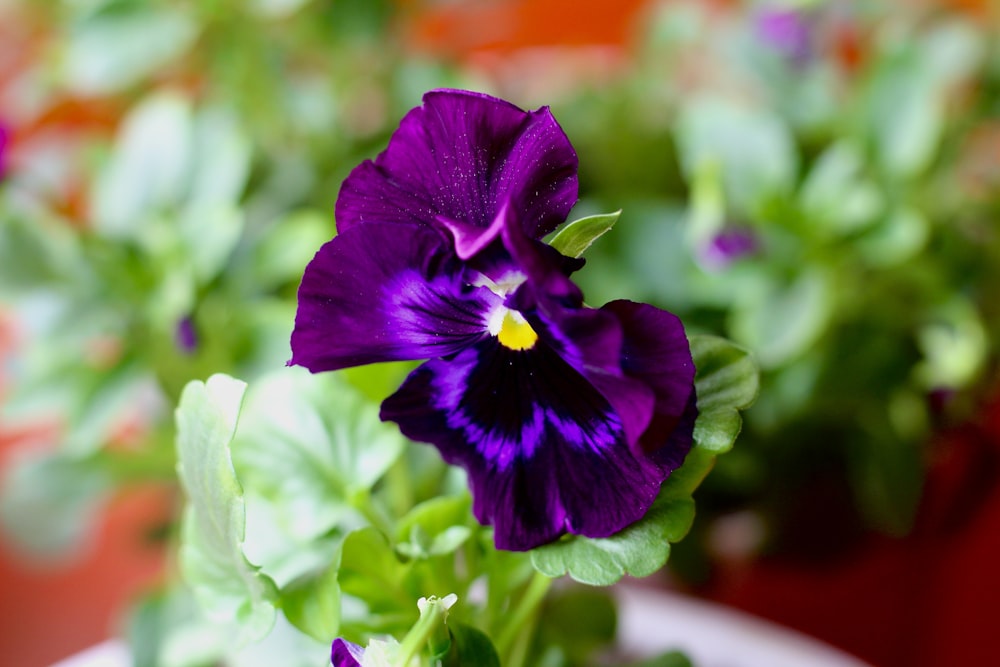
[700,227,759,271]
[175,315,198,354]
[331,638,364,666]
[755,7,814,65]
[291,90,696,551]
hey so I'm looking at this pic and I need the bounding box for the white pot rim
[615,584,872,667]
[52,585,872,667]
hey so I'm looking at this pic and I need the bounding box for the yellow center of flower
[496,310,538,351]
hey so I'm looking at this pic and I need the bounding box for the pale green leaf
[858,207,929,267]
[729,270,832,368]
[92,93,193,237]
[339,527,411,615]
[281,551,343,643]
[232,367,406,543]
[530,492,695,586]
[63,8,197,95]
[250,209,335,290]
[175,374,277,644]
[187,106,252,206]
[690,335,759,454]
[548,211,621,258]
[529,335,757,585]
[396,495,471,547]
[178,202,245,284]
[397,494,473,559]
[800,142,883,234]
[676,97,797,212]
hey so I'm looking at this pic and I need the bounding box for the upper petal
[290,222,496,372]
[335,89,578,239]
[380,338,669,551]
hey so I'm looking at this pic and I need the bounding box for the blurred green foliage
[1,0,999,663]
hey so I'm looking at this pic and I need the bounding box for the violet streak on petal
[331,638,364,667]
[381,338,671,551]
[499,204,656,449]
[290,222,498,372]
[335,89,578,239]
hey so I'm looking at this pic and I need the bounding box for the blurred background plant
[1,0,999,666]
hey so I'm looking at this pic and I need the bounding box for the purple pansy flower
[755,7,814,65]
[175,315,198,354]
[331,638,365,666]
[290,89,697,551]
[700,227,759,271]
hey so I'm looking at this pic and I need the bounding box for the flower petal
[336,89,578,239]
[603,300,697,465]
[499,209,656,447]
[290,222,497,372]
[331,638,364,667]
[380,338,670,551]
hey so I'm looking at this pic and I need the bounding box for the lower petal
[380,338,670,551]
[603,300,697,463]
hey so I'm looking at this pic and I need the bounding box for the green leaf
[800,142,883,235]
[175,374,278,644]
[281,552,343,642]
[396,495,472,558]
[442,623,501,667]
[529,335,757,585]
[344,361,419,403]
[250,209,335,290]
[548,211,621,258]
[339,527,411,615]
[690,335,759,454]
[530,492,695,586]
[533,588,616,663]
[658,446,716,501]
[186,106,252,206]
[177,202,245,284]
[0,215,85,292]
[729,269,832,368]
[232,367,405,545]
[857,207,929,268]
[92,92,193,237]
[63,7,197,95]
[126,587,228,667]
[676,97,797,213]
[865,44,954,180]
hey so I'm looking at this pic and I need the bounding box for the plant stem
[494,570,552,660]
[394,597,452,667]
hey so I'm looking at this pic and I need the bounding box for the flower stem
[394,596,454,667]
[494,570,552,659]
